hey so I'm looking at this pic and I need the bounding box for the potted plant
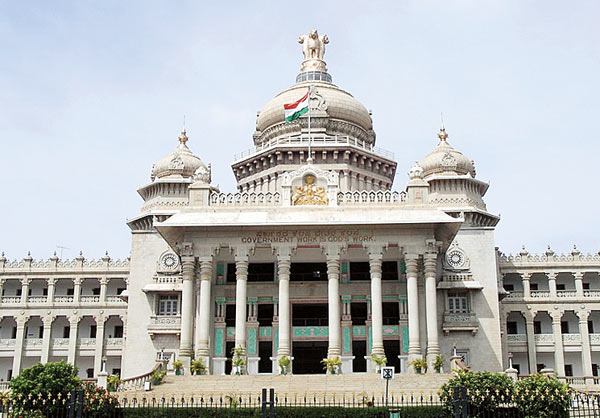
[230,346,246,375]
[433,355,444,373]
[150,369,166,385]
[278,356,291,375]
[321,356,342,374]
[370,354,387,373]
[172,360,183,375]
[107,374,121,392]
[190,358,206,375]
[409,357,428,374]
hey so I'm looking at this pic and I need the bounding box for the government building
[0,31,598,386]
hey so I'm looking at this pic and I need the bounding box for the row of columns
[512,309,593,377]
[9,313,122,377]
[515,271,588,298]
[178,244,440,373]
[0,277,124,305]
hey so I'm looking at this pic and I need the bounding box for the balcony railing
[52,338,70,347]
[557,290,577,298]
[507,334,526,343]
[106,295,124,303]
[105,338,124,347]
[0,339,16,347]
[534,334,554,343]
[530,290,550,298]
[54,295,74,303]
[504,291,524,300]
[562,334,582,343]
[28,296,48,304]
[23,338,43,348]
[590,334,600,344]
[80,295,100,303]
[78,338,97,347]
[1,296,21,304]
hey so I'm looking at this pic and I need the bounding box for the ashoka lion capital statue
[298,29,329,73]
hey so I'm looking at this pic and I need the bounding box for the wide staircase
[118,373,452,400]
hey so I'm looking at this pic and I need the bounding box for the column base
[272,356,294,375]
[340,356,354,374]
[426,352,440,373]
[212,357,227,375]
[246,357,260,375]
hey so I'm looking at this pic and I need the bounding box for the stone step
[119,373,452,399]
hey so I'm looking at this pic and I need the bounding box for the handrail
[118,362,162,392]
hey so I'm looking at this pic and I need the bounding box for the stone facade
[0,32,596,385]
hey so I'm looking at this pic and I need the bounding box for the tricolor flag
[284,90,309,122]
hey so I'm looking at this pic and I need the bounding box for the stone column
[20,278,30,304]
[574,272,584,298]
[405,254,421,369]
[0,279,4,306]
[525,312,537,374]
[99,277,109,303]
[47,278,56,305]
[12,316,28,376]
[551,310,565,375]
[179,255,196,363]
[67,315,80,365]
[41,315,54,363]
[548,272,557,298]
[73,278,82,303]
[196,258,213,369]
[424,252,440,370]
[326,257,341,358]
[93,314,105,377]
[234,256,249,356]
[577,310,593,378]
[522,273,531,298]
[276,256,292,367]
[369,251,385,360]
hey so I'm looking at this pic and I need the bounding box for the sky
[0,0,598,261]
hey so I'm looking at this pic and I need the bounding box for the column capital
[20,278,31,286]
[365,244,385,260]
[47,278,57,286]
[550,309,564,322]
[99,277,109,286]
[73,277,83,286]
[199,259,213,281]
[574,272,584,280]
[68,314,81,324]
[16,315,29,327]
[235,258,249,278]
[273,244,295,260]
[405,254,419,274]
[425,239,441,255]
[231,245,253,259]
[547,272,557,280]
[321,243,345,259]
[576,310,590,322]
[94,313,106,325]
[326,258,340,275]
[178,242,194,257]
[42,315,54,327]
[521,272,531,281]
[423,253,437,275]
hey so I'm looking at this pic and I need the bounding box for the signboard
[381,366,394,380]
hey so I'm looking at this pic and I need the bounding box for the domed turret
[151,129,209,181]
[419,125,488,210]
[420,126,475,178]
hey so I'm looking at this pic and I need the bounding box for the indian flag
[284,90,309,122]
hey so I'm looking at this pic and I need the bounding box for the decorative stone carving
[193,164,211,184]
[157,251,181,274]
[444,242,470,271]
[298,29,329,72]
[408,162,424,180]
[291,174,327,205]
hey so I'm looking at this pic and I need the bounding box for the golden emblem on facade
[292,174,328,206]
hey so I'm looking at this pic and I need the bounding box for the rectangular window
[351,302,368,325]
[86,368,94,378]
[116,288,126,296]
[593,364,599,377]
[506,321,518,335]
[504,284,514,291]
[248,263,275,282]
[382,261,398,281]
[583,282,590,290]
[589,321,594,334]
[113,325,124,338]
[529,283,538,291]
[447,292,468,313]
[537,363,545,373]
[63,326,70,338]
[66,288,74,296]
[92,288,100,296]
[565,364,573,377]
[90,325,97,339]
[42,288,48,296]
[383,302,399,325]
[157,295,179,316]
[226,263,236,283]
[349,262,370,281]
[513,364,521,375]
[16,289,22,297]
[225,304,236,327]
[257,304,274,327]
[533,321,542,334]
[557,284,566,291]
[561,321,569,334]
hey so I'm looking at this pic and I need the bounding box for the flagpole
[307,84,312,162]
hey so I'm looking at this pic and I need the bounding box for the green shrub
[439,370,514,417]
[9,361,81,416]
[515,374,570,418]
[81,382,121,418]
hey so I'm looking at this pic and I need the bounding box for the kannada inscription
[241,230,374,244]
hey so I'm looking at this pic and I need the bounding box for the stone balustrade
[80,296,100,303]
[23,338,43,348]
[78,338,97,347]
[52,338,70,347]
[534,334,554,343]
[562,334,582,344]
[0,339,16,347]
[507,334,526,343]
[1,296,20,304]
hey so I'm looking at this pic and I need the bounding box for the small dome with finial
[419,125,475,178]
[151,129,209,181]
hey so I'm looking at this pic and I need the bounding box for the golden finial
[438,124,448,141]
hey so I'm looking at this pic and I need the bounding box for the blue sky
[0,1,598,260]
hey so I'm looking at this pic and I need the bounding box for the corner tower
[231,30,397,193]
